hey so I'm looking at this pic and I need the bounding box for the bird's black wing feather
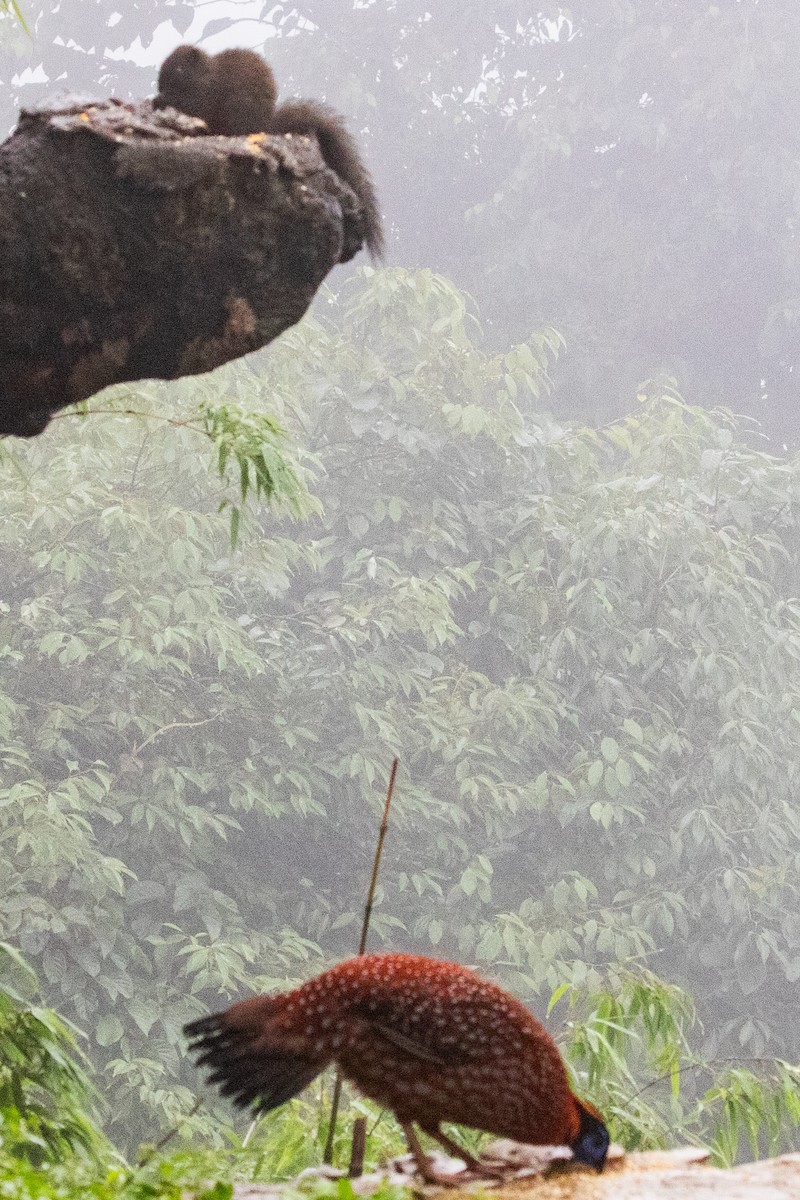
[185,1013,320,1113]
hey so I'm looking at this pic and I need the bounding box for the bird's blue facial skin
[572,1115,610,1170]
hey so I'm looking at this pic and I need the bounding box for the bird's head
[570,1099,610,1170]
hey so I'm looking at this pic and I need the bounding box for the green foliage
[0,1,26,29]
[64,380,317,549]
[0,1141,410,1200]
[0,944,107,1164]
[197,399,321,548]
[2,269,800,1161]
[556,968,800,1166]
[2,965,797,1193]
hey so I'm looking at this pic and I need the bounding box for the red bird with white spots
[185,953,609,1183]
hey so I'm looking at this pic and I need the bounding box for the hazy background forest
[2,0,800,1184]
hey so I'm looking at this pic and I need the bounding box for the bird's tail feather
[185,997,327,1113]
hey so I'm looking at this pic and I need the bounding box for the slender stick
[322,757,399,1165]
[626,1055,790,1104]
[348,1116,367,1178]
[136,1097,203,1168]
[322,1071,346,1163]
[358,756,398,955]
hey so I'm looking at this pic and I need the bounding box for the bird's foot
[411,1156,508,1188]
[401,1123,512,1187]
[416,1161,486,1188]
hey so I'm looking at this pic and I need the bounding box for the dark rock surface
[0,94,369,436]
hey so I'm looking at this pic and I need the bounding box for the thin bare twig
[131,712,222,758]
[626,1056,795,1106]
[136,1097,204,1168]
[358,756,399,956]
[322,757,399,1166]
[52,407,200,432]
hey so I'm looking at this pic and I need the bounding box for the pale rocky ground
[231,1145,800,1199]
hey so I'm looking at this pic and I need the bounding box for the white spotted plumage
[185,952,608,1175]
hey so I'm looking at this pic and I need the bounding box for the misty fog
[1,0,800,1169]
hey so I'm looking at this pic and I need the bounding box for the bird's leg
[401,1122,465,1188]
[424,1125,507,1182]
[425,1126,484,1173]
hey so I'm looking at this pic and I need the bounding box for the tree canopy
[3,0,800,1174]
[2,270,800,1148]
